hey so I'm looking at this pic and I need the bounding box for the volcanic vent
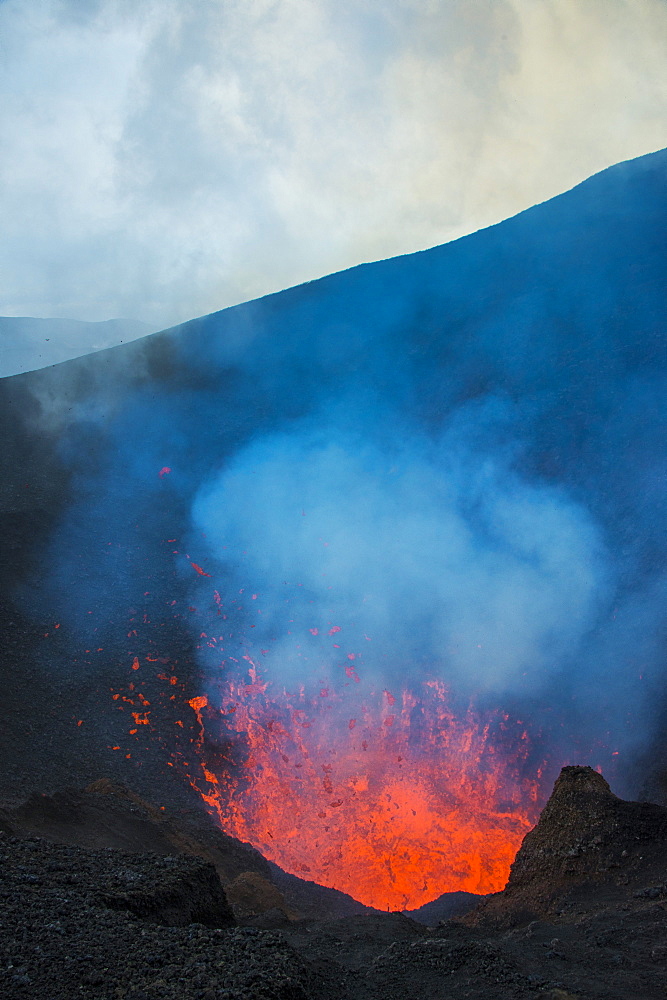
[184,672,543,911]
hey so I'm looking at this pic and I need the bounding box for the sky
[1,0,666,334]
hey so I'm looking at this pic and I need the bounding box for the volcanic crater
[2,148,666,996]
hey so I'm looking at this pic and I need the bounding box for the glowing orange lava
[186,669,542,911]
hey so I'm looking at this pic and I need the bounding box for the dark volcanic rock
[368,934,538,999]
[97,852,235,928]
[0,832,327,1000]
[509,765,667,888]
[280,911,427,976]
[0,831,235,931]
[225,870,298,924]
[0,778,273,885]
[4,769,667,998]
[465,765,667,935]
[267,860,377,921]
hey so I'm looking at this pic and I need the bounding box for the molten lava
[186,670,542,911]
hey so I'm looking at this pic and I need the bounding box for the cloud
[0,0,666,336]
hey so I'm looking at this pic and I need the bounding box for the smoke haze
[190,405,609,698]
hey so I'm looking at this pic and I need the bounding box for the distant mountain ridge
[0,315,157,377]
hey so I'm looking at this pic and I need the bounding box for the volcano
[1,148,666,912]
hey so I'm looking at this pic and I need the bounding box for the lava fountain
[185,664,543,911]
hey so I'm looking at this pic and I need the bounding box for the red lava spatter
[185,668,543,911]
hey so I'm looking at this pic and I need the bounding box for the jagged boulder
[98,852,236,928]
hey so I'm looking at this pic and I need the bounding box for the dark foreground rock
[0,833,325,1000]
[0,779,273,885]
[405,889,488,925]
[510,765,667,887]
[3,767,667,999]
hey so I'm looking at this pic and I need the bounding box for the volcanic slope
[0,147,665,880]
[3,767,667,998]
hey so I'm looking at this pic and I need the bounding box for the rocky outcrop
[0,832,318,1000]
[0,778,273,885]
[404,890,488,926]
[465,765,667,931]
[509,766,667,887]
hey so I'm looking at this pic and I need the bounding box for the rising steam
[190,399,609,698]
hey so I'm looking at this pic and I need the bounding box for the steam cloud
[191,403,609,697]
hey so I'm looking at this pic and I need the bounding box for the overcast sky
[1,0,666,332]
